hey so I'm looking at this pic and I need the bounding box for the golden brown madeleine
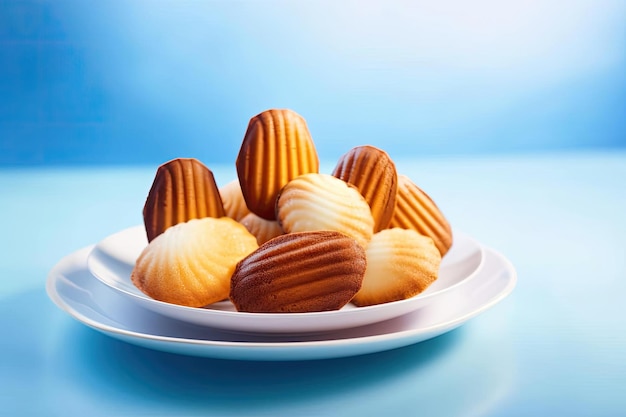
[236,109,319,220]
[276,173,375,248]
[131,217,258,308]
[332,145,398,232]
[143,158,225,242]
[230,231,366,313]
[239,212,283,245]
[389,174,453,256]
[352,228,441,307]
[219,179,251,222]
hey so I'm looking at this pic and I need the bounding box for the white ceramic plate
[47,245,516,361]
[86,226,484,333]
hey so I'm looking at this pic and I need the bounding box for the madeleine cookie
[240,212,284,245]
[230,231,366,313]
[131,217,258,308]
[219,179,251,222]
[351,228,441,307]
[276,173,375,248]
[236,109,319,220]
[332,145,398,232]
[143,158,225,242]
[389,175,453,256]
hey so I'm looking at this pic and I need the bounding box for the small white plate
[87,226,484,333]
[47,245,515,361]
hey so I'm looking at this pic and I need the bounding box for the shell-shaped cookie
[236,109,319,220]
[240,212,284,245]
[219,179,251,222]
[352,228,441,307]
[388,175,453,256]
[230,231,366,313]
[131,217,258,308]
[332,145,398,232]
[143,158,225,242]
[276,173,375,248]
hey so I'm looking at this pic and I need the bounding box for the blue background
[1,0,625,166]
[2,3,626,415]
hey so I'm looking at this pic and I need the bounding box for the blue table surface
[1,150,625,416]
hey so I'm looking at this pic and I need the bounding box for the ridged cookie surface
[230,231,366,313]
[236,109,319,220]
[240,212,284,245]
[131,217,258,308]
[332,145,398,232]
[352,228,441,307]
[219,179,251,222]
[389,175,453,256]
[143,158,225,242]
[276,173,375,248]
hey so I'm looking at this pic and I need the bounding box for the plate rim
[47,245,516,360]
[85,225,486,332]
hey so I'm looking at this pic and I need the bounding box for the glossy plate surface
[47,245,515,361]
[87,226,484,333]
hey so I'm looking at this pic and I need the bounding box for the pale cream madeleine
[219,179,251,222]
[239,212,283,245]
[352,228,441,307]
[131,217,258,308]
[276,173,375,249]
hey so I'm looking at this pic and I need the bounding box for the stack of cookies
[131,109,453,313]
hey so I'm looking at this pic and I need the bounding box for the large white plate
[47,245,515,361]
[86,226,484,333]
